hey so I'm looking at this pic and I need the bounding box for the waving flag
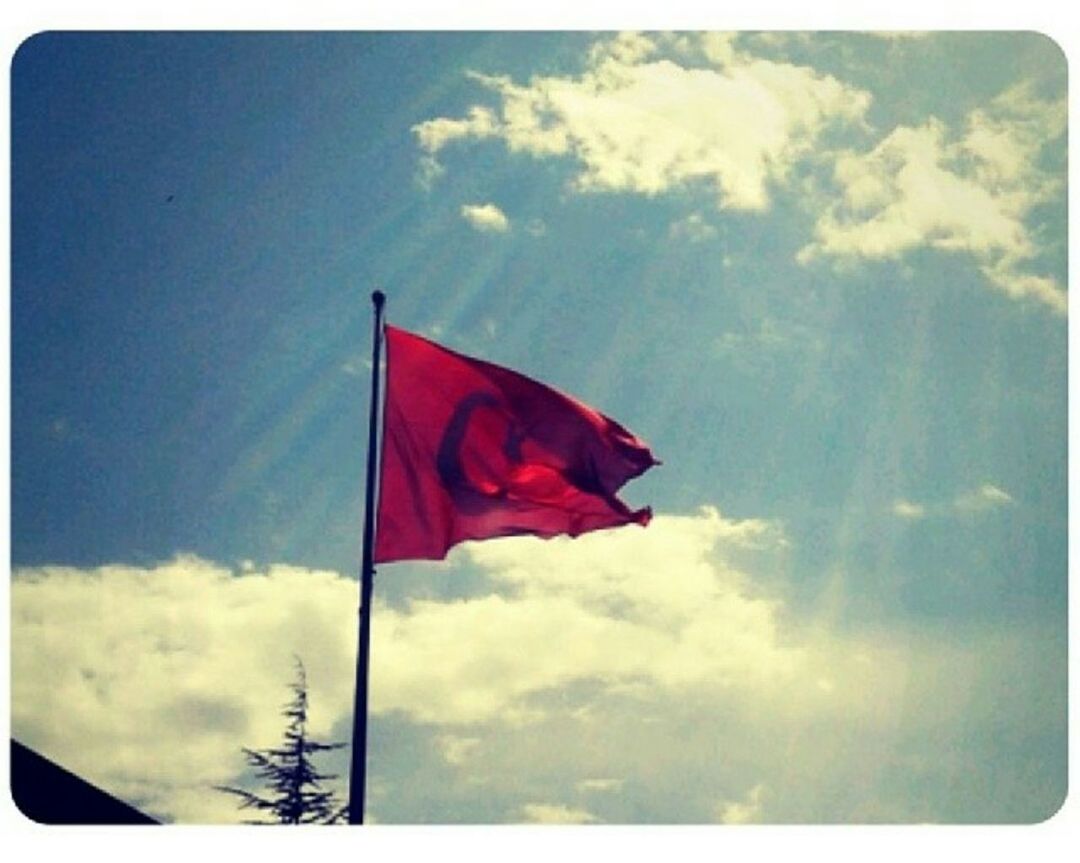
[374,325,658,563]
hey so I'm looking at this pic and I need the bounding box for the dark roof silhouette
[10,740,159,824]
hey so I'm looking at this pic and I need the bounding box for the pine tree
[217,657,347,824]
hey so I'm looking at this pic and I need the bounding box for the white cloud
[954,483,1014,513]
[11,557,358,823]
[416,35,1063,315]
[412,106,498,190]
[798,81,1066,313]
[416,33,870,212]
[340,355,372,377]
[461,202,510,233]
[11,502,1062,824]
[588,30,657,66]
[892,484,1014,520]
[716,783,767,824]
[413,105,498,153]
[576,778,623,794]
[519,802,598,824]
[371,509,817,726]
[892,499,926,520]
[415,154,445,190]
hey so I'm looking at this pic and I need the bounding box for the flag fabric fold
[374,325,658,563]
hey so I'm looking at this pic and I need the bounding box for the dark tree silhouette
[216,658,347,824]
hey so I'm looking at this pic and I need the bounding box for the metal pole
[348,289,386,825]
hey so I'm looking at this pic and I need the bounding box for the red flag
[374,325,659,563]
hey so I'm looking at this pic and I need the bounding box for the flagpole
[348,289,386,825]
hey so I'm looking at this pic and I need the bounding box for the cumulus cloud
[417,34,1063,315]
[11,504,1063,824]
[461,202,510,233]
[954,483,1014,513]
[891,484,1014,520]
[415,32,871,212]
[519,802,598,824]
[892,499,926,519]
[372,508,818,727]
[10,557,358,823]
[414,105,498,153]
[798,81,1066,313]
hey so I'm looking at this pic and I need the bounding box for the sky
[6,28,1070,831]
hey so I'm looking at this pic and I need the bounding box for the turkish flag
[374,325,659,563]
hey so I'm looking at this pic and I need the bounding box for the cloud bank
[11,506,1065,823]
[11,558,357,823]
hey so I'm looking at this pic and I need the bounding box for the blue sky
[8,30,1068,827]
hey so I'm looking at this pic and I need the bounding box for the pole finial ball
[372,290,386,308]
